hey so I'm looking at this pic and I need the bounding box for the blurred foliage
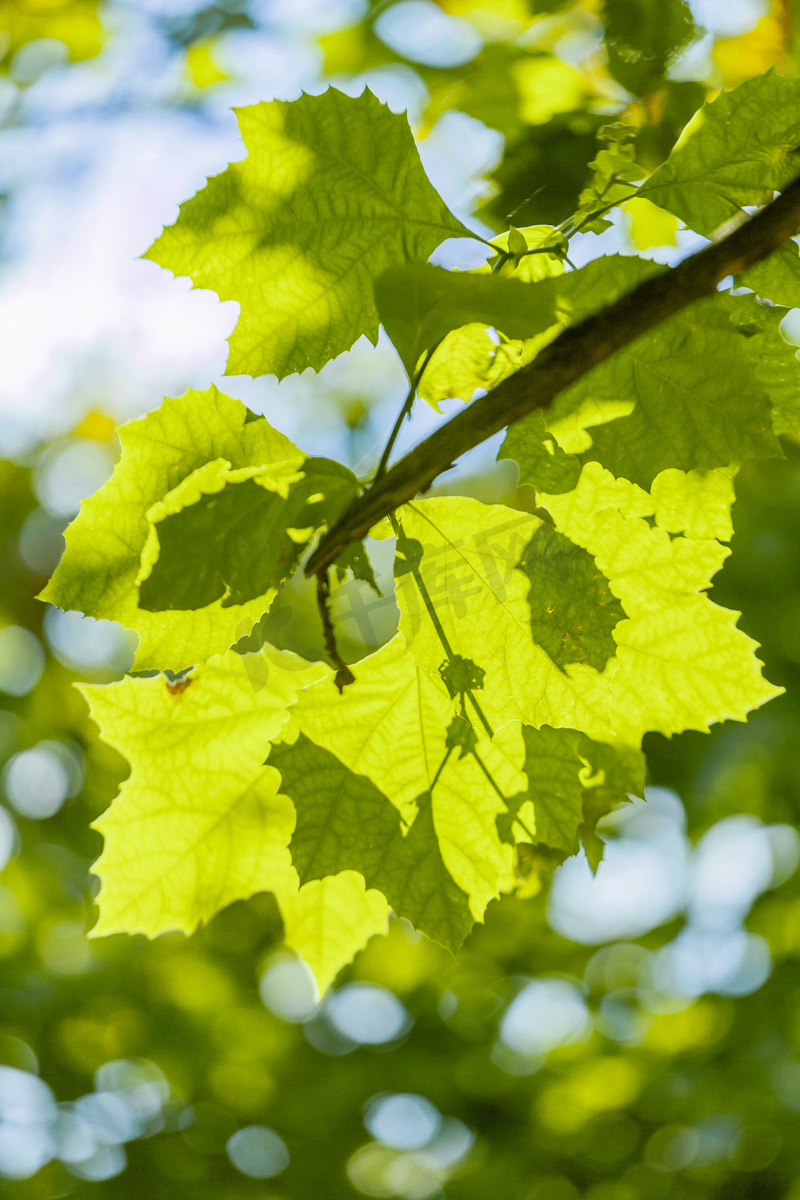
[6,0,800,1197]
[0,0,104,77]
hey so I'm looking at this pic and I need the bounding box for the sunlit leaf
[146,89,469,379]
[643,70,800,237]
[40,388,318,673]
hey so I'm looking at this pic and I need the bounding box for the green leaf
[81,643,388,993]
[416,248,647,412]
[554,254,662,324]
[723,291,800,438]
[270,734,474,954]
[643,70,800,237]
[394,498,616,735]
[146,89,469,379]
[739,242,800,309]
[494,723,644,859]
[40,387,310,673]
[517,523,624,671]
[375,263,559,377]
[538,462,783,740]
[139,457,359,612]
[280,635,520,932]
[496,724,585,851]
[547,297,780,489]
[499,410,581,494]
[416,323,515,408]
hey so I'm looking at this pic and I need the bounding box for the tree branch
[307,174,800,579]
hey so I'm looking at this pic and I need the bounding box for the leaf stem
[374,347,437,483]
[307,172,800,578]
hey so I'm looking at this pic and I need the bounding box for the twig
[306,173,800,578]
[374,347,437,483]
[315,571,354,692]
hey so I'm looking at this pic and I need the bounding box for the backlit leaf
[394,498,616,735]
[146,89,469,379]
[41,388,308,673]
[280,636,520,932]
[643,71,800,237]
[547,297,780,488]
[539,463,782,740]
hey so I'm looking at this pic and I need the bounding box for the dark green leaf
[739,242,800,309]
[270,734,474,954]
[139,458,358,612]
[375,263,559,376]
[517,524,624,673]
[602,0,696,96]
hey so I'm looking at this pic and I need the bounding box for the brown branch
[307,174,800,578]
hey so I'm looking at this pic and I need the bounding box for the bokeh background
[3,0,800,1197]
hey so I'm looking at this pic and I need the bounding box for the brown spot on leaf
[166,677,193,696]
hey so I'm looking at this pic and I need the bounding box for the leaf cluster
[41,68,800,987]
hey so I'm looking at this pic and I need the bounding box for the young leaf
[643,70,800,237]
[538,463,783,740]
[279,634,520,935]
[394,498,616,735]
[146,89,469,379]
[41,388,311,672]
